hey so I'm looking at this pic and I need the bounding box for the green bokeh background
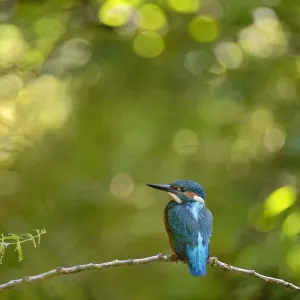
[0,0,300,299]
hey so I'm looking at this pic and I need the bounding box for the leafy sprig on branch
[0,229,46,263]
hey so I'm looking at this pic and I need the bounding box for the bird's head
[147,179,205,204]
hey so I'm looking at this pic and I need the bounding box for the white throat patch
[193,195,205,204]
[168,192,182,203]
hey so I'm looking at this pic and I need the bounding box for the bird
[147,179,213,277]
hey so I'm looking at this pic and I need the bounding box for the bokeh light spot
[22,50,44,69]
[0,74,23,100]
[110,173,135,199]
[251,108,274,132]
[238,8,287,58]
[254,213,276,232]
[167,0,201,13]
[0,101,16,125]
[214,42,243,69]
[16,75,71,130]
[33,17,64,40]
[274,77,297,101]
[99,1,133,27]
[287,246,300,273]
[189,16,218,43]
[253,7,278,30]
[0,24,27,67]
[263,127,285,153]
[282,212,300,237]
[138,4,166,31]
[59,38,91,69]
[133,31,164,58]
[264,186,296,217]
[173,128,199,155]
[184,50,207,75]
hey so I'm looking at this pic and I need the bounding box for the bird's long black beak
[146,183,173,193]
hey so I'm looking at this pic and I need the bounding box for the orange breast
[164,203,177,257]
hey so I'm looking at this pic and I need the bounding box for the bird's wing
[167,203,213,247]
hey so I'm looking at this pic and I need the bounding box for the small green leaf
[15,241,23,262]
[8,233,22,241]
[27,234,36,248]
[0,244,5,264]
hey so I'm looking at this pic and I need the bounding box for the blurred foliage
[0,229,46,264]
[0,0,300,299]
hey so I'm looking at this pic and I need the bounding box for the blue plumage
[147,179,213,277]
[166,200,212,276]
[186,234,209,276]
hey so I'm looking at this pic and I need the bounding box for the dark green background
[0,0,300,299]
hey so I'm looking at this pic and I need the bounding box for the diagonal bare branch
[208,257,300,292]
[0,254,299,293]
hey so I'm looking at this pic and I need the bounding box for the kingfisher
[147,179,213,277]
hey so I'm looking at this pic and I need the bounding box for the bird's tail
[186,242,209,277]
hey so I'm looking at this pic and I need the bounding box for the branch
[208,257,300,292]
[0,254,299,293]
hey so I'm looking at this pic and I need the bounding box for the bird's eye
[171,185,180,191]
[171,185,186,192]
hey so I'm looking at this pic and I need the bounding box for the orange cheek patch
[184,192,196,198]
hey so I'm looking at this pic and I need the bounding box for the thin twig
[207,257,300,292]
[0,254,298,293]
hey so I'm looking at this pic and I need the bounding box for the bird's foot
[208,256,218,266]
[169,254,179,263]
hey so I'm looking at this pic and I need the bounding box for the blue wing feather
[166,201,213,276]
[170,233,186,260]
